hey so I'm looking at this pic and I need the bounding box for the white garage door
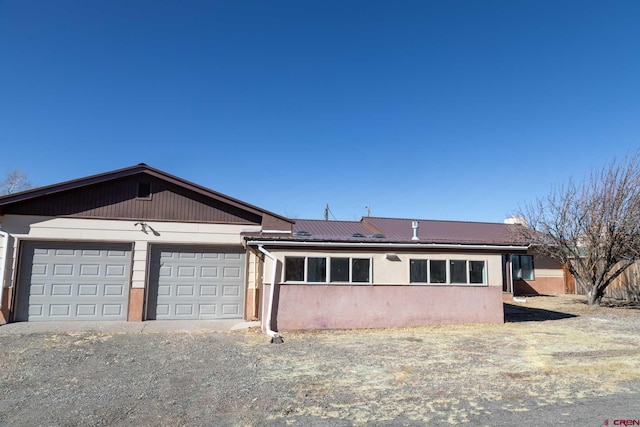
[147,247,245,320]
[16,242,132,321]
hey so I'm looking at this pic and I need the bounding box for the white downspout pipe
[257,245,282,343]
[0,229,9,313]
[0,230,9,322]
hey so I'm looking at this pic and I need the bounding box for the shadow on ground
[504,303,578,323]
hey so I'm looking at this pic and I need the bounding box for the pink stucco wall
[262,284,504,331]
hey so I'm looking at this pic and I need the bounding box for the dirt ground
[1,295,640,426]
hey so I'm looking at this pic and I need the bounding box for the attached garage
[0,164,294,325]
[147,246,245,320]
[15,242,132,321]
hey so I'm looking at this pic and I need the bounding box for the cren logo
[613,420,640,426]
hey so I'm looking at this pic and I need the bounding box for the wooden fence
[573,262,640,301]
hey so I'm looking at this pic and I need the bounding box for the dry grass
[2,295,638,425]
[244,295,640,425]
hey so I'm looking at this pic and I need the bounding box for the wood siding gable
[1,171,265,224]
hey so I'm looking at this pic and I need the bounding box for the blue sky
[1,1,639,222]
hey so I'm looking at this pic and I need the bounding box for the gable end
[1,174,263,224]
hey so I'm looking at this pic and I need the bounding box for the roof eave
[246,239,529,251]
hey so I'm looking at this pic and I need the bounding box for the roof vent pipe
[411,221,420,241]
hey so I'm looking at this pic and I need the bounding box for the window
[450,260,467,284]
[430,260,447,283]
[285,257,305,281]
[352,258,370,283]
[137,181,152,199]
[512,255,534,280]
[410,259,428,283]
[410,258,486,285]
[307,258,326,282]
[284,256,371,283]
[330,258,349,282]
[469,261,485,284]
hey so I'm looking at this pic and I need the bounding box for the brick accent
[514,276,565,296]
[128,288,145,321]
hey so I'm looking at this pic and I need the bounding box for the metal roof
[362,217,527,245]
[252,216,528,246]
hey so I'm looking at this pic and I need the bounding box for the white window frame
[512,255,535,281]
[283,256,372,284]
[409,258,487,286]
[284,256,306,283]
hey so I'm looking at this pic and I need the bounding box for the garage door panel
[78,284,99,296]
[202,253,219,259]
[77,305,96,316]
[53,264,74,276]
[221,304,240,315]
[106,265,126,277]
[104,284,125,296]
[107,250,127,257]
[81,249,101,257]
[223,267,241,278]
[16,242,131,322]
[178,252,197,259]
[148,247,244,320]
[32,264,47,275]
[199,304,216,315]
[201,267,218,278]
[80,265,100,276]
[50,304,70,317]
[30,284,46,296]
[52,284,72,296]
[29,304,43,317]
[157,285,171,297]
[177,285,195,296]
[156,304,170,316]
[178,266,196,277]
[102,304,123,316]
[175,304,194,316]
[222,285,240,296]
[200,285,217,296]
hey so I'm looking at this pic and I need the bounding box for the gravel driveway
[1,295,640,426]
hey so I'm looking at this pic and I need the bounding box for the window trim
[284,256,305,282]
[512,254,535,281]
[283,256,372,284]
[409,258,487,286]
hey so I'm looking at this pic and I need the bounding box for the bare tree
[518,153,640,306]
[0,169,32,195]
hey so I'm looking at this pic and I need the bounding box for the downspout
[0,230,9,324]
[257,245,283,343]
[508,254,514,294]
[0,229,8,316]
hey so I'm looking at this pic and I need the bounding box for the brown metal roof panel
[281,217,527,245]
[362,217,526,245]
[293,219,379,238]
